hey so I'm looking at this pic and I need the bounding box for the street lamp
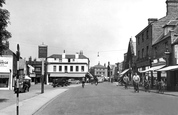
[148,57,153,88]
[165,49,170,66]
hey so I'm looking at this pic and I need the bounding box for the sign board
[38,45,48,58]
[0,56,13,72]
[174,45,178,64]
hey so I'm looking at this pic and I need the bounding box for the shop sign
[0,74,9,78]
[174,45,178,64]
[38,45,48,58]
[0,57,12,69]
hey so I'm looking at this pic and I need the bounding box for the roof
[93,64,107,69]
[163,20,178,27]
[153,21,178,45]
[48,54,88,59]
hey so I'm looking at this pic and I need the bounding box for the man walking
[133,72,140,93]
[123,74,129,89]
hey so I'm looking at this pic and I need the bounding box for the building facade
[90,63,107,78]
[46,51,89,84]
[153,20,178,91]
[0,49,17,90]
[135,0,178,87]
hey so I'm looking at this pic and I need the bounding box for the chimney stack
[166,0,178,16]
[148,18,158,24]
[62,50,65,59]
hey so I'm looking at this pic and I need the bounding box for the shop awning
[24,75,31,80]
[157,65,178,71]
[139,65,165,73]
[139,69,150,73]
[120,69,129,75]
[50,73,86,78]
[148,65,165,71]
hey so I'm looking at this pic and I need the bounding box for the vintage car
[14,75,31,93]
[52,78,70,88]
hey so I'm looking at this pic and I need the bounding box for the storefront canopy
[157,65,178,71]
[24,75,31,80]
[139,65,165,73]
[148,65,165,71]
[120,69,129,75]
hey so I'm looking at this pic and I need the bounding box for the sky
[3,0,166,66]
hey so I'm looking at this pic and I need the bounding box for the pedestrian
[123,74,129,89]
[133,72,140,93]
[144,76,150,92]
[82,77,85,88]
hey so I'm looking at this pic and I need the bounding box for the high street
[35,82,178,115]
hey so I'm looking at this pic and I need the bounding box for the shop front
[0,56,13,90]
[158,65,178,91]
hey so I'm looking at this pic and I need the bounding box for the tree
[0,0,11,54]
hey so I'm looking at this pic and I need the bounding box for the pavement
[114,82,178,97]
[0,83,81,115]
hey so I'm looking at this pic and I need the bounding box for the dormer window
[164,26,174,35]
[163,20,178,35]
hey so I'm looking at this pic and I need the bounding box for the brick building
[153,20,178,91]
[135,0,178,88]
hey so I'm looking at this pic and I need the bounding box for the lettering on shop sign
[0,60,8,67]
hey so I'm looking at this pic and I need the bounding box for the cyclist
[82,77,85,88]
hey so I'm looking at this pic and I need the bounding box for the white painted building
[46,51,90,84]
[0,56,13,90]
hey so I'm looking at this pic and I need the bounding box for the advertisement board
[38,45,48,58]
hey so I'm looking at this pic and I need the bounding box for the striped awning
[157,65,178,71]
[120,69,129,75]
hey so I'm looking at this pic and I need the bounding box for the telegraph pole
[16,44,20,115]
[38,43,48,94]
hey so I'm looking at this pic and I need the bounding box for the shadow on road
[0,99,8,103]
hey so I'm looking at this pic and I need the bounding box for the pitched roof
[93,64,107,69]
[48,54,88,59]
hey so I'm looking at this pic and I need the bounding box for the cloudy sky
[4,0,166,66]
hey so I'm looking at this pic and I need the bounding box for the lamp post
[148,57,153,89]
[165,49,170,90]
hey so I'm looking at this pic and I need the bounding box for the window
[146,30,149,39]
[68,58,71,63]
[142,33,144,42]
[35,68,41,72]
[154,47,157,57]
[59,59,62,62]
[165,41,168,50]
[76,66,79,72]
[142,48,144,58]
[65,66,68,72]
[59,66,62,71]
[138,50,140,59]
[81,66,84,72]
[138,37,140,45]
[70,66,73,72]
[146,46,149,56]
[53,66,56,72]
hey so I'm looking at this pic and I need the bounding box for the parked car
[68,79,80,84]
[52,78,70,88]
